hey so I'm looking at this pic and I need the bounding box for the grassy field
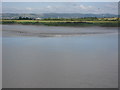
[1,20,119,27]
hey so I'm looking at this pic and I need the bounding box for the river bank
[1,20,119,27]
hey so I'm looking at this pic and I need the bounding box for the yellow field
[1,20,118,23]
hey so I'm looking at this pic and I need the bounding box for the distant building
[35,18,41,20]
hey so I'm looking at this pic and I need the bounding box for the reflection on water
[2,25,118,88]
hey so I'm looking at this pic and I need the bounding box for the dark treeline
[13,17,97,20]
[18,16,35,20]
[14,17,99,20]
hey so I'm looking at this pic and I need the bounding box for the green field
[1,20,119,27]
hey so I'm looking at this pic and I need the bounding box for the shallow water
[2,25,118,37]
[2,25,118,88]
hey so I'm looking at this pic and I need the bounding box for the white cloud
[26,7,32,11]
[46,5,52,9]
[77,5,94,10]
[79,5,87,9]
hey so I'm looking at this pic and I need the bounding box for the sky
[2,2,118,14]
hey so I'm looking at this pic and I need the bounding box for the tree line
[18,16,34,20]
[5,16,118,21]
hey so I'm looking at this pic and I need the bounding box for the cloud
[26,7,32,11]
[46,5,52,9]
[75,4,94,10]
[79,5,87,9]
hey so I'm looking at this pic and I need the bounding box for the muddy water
[2,25,118,88]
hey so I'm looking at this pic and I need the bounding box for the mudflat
[2,25,118,37]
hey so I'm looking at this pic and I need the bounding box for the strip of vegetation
[1,19,119,27]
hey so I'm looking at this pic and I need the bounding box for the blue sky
[2,2,118,14]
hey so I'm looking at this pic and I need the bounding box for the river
[2,25,118,88]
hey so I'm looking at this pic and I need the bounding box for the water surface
[2,25,118,88]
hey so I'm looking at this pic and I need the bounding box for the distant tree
[18,16,22,20]
[18,16,33,20]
